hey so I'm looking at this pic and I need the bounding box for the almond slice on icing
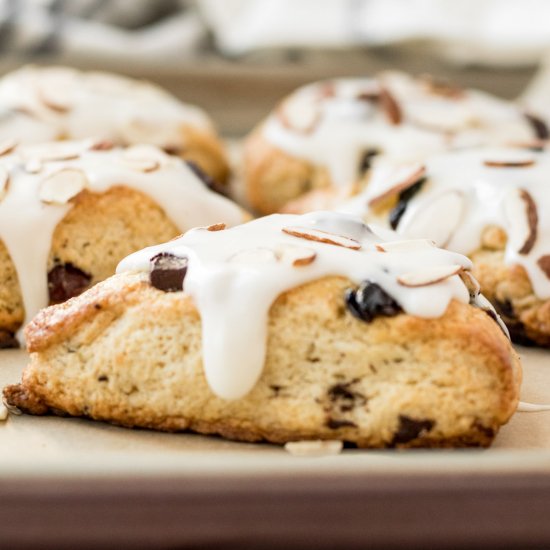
[284,440,343,457]
[0,138,17,157]
[459,270,481,298]
[375,239,436,253]
[229,248,278,265]
[39,169,88,204]
[119,146,163,173]
[38,89,72,113]
[379,86,402,125]
[397,190,465,248]
[26,142,85,163]
[483,155,536,168]
[276,93,321,135]
[206,223,226,232]
[0,166,9,200]
[368,163,426,207]
[25,159,42,174]
[503,188,538,255]
[276,244,317,266]
[282,227,360,250]
[397,264,463,287]
[537,255,550,279]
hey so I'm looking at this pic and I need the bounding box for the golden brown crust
[9,273,521,448]
[243,127,332,214]
[180,125,230,186]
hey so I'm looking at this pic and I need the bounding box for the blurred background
[1,0,549,134]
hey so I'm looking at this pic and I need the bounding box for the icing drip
[118,211,492,400]
[0,66,211,149]
[263,72,534,188]
[0,140,242,334]
[338,146,550,300]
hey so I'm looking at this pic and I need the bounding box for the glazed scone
[0,139,244,345]
[244,72,544,214]
[4,212,521,448]
[298,146,550,346]
[0,66,229,186]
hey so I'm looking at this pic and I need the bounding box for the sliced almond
[25,142,85,163]
[39,168,88,204]
[379,86,402,125]
[276,94,321,134]
[506,139,547,151]
[119,145,164,173]
[229,248,278,265]
[375,239,436,253]
[537,255,550,279]
[397,264,463,288]
[420,74,465,99]
[368,163,426,207]
[0,402,8,421]
[284,440,343,457]
[503,188,538,255]
[0,166,10,200]
[282,227,360,250]
[37,82,73,113]
[25,159,42,174]
[0,138,17,157]
[275,244,316,266]
[206,223,226,232]
[89,139,115,151]
[484,155,536,168]
[459,270,481,298]
[397,190,465,248]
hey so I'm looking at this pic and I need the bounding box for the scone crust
[244,127,332,214]
[6,273,521,449]
[0,186,180,336]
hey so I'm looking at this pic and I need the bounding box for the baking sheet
[0,346,549,478]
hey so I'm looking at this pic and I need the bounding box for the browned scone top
[4,272,521,449]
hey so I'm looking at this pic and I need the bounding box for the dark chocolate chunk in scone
[345,281,402,323]
[150,253,188,292]
[48,263,92,304]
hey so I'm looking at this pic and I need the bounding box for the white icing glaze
[117,210,495,401]
[263,72,534,187]
[0,66,212,149]
[338,146,550,300]
[0,140,242,335]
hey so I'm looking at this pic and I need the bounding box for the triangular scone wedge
[4,272,520,449]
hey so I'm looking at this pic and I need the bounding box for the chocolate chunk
[0,329,18,349]
[150,253,187,292]
[345,281,402,323]
[328,379,367,412]
[388,178,425,230]
[524,112,549,140]
[392,415,435,445]
[326,418,358,430]
[48,263,92,304]
[186,161,227,197]
[357,148,379,174]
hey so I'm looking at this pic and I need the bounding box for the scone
[3,212,521,448]
[0,139,244,346]
[244,71,544,214]
[0,65,229,186]
[297,146,550,346]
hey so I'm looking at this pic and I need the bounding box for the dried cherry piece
[345,281,402,323]
[48,263,92,303]
[150,253,187,292]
